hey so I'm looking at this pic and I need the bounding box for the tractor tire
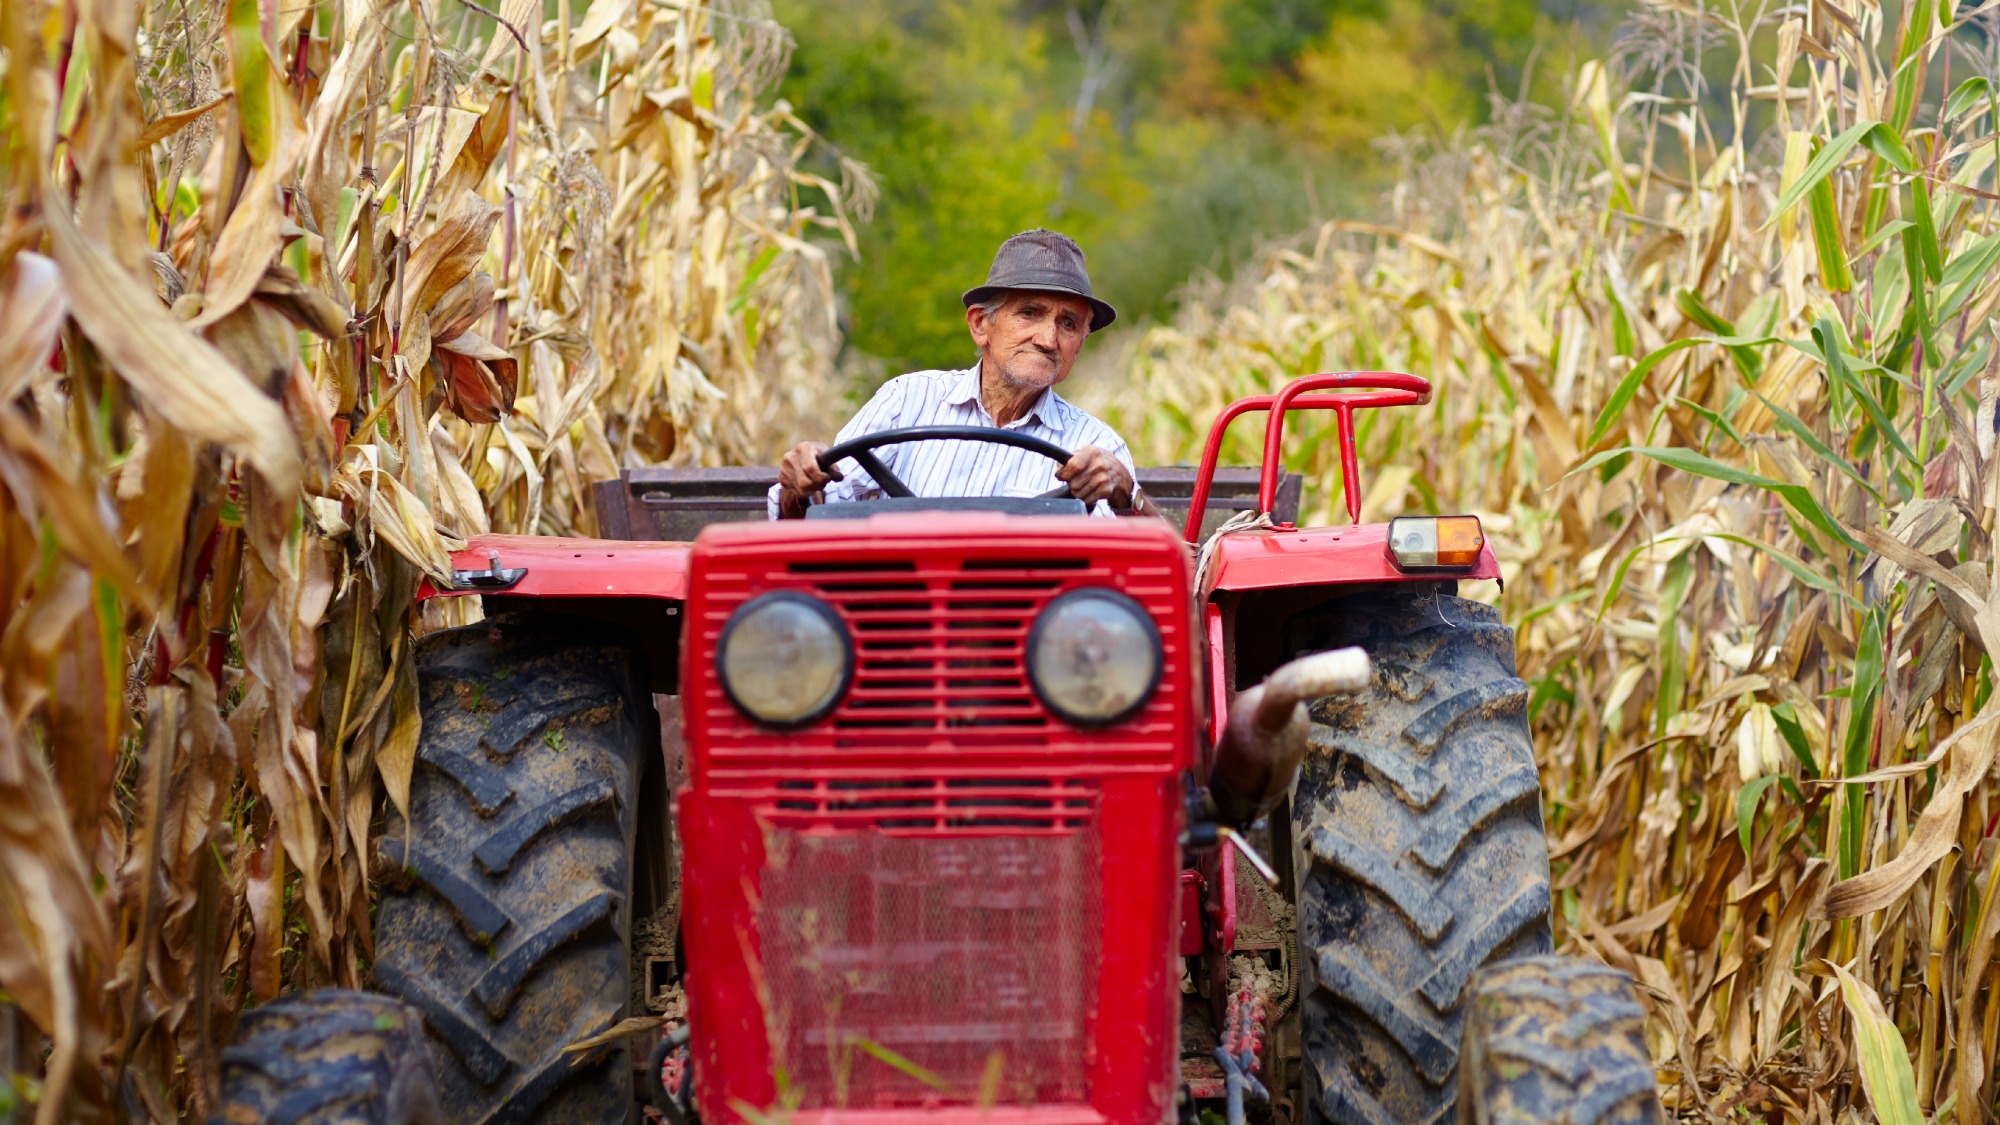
[1290,592,1553,1125]
[214,989,441,1125]
[1456,956,1662,1125]
[372,620,647,1125]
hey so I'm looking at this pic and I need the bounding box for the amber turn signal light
[1387,515,1484,569]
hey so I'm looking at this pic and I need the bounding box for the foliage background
[772,0,1597,375]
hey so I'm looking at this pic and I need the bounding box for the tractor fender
[417,533,691,602]
[1199,521,1500,600]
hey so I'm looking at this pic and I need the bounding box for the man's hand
[776,441,842,519]
[1055,445,1134,510]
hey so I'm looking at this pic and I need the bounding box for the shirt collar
[952,362,1066,431]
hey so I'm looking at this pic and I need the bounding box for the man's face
[968,292,1093,390]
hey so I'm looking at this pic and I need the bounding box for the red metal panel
[1178,870,1204,957]
[680,513,1192,1125]
[415,533,690,601]
[775,1110,1108,1125]
[1200,522,1500,597]
[1204,605,1227,748]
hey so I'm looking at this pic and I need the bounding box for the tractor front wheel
[215,989,441,1125]
[1289,592,1553,1125]
[372,618,648,1125]
[1456,955,1663,1125]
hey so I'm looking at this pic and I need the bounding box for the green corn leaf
[1770,702,1821,779]
[1738,774,1781,857]
[1589,334,1782,448]
[1814,319,1917,469]
[1839,608,1885,878]
[1605,279,1637,356]
[1944,76,1995,123]
[1753,392,1882,502]
[1859,122,1918,173]
[1900,227,1942,372]
[1889,0,1932,131]
[1674,288,1734,336]
[1588,338,1700,448]
[1655,547,1695,737]
[1910,180,1943,282]
[1595,537,1655,623]
[1854,218,1914,259]
[1938,230,2000,324]
[1703,533,1858,607]
[1807,172,1854,292]
[1575,444,1864,555]
[1676,290,1765,383]
[1830,963,1927,1125]
[1785,331,1904,382]
[227,0,274,166]
[849,1037,954,1092]
[1766,121,1879,228]
[1676,396,1745,448]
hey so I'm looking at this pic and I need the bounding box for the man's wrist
[1111,483,1153,517]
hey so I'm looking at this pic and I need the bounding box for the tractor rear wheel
[1289,591,1553,1125]
[372,618,647,1125]
[1456,955,1662,1125]
[215,989,441,1124]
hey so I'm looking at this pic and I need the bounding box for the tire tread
[1457,956,1663,1125]
[213,989,440,1125]
[372,622,644,1125]
[1292,594,1554,1125]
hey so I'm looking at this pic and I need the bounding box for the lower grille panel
[758,823,1102,1109]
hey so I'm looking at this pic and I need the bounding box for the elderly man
[770,230,1162,519]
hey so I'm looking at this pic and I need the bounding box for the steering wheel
[816,425,1078,500]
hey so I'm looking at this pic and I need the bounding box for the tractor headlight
[1027,588,1162,728]
[717,592,852,727]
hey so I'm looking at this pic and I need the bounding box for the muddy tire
[214,989,441,1124]
[372,620,646,1125]
[1290,593,1553,1125]
[1457,956,1662,1125]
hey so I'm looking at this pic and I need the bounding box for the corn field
[0,0,861,1116]
[1094,0,2000,1118]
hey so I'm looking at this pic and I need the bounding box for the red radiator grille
[756,804,1102,1109]
[759,777,1099,833]
[695,554,1185,762]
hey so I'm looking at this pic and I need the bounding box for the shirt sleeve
[766,376,909,518]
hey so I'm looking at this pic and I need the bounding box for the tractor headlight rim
[1026,587,1162,729]
[717,591,854,728]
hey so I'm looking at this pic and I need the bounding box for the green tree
[776,0,1597,384]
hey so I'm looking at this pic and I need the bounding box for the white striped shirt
[767,364,1135,518]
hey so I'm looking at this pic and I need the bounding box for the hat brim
[962,284,1116,333]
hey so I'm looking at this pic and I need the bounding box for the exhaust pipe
[1208,647,1370,826]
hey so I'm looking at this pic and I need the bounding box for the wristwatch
[1113,484,1148,516]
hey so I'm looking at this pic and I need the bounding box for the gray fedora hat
[961,229,1116,332]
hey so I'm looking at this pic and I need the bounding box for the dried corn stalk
[0,0,857,1118]
[1093,1,2000,1116]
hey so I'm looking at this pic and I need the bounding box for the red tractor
[216,374,1661,1125]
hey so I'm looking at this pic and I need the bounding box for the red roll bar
[1183,372,1431,544]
